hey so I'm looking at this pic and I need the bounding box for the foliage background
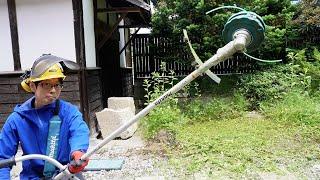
[151,0,297,63]
[140,1,320,177]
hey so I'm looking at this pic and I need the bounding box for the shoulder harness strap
[54,99,60,115]
[43,99,62,178]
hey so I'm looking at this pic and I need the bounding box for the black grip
[0,157,16,168]
[70,159,85,167]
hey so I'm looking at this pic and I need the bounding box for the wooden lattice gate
[132,34,259,79]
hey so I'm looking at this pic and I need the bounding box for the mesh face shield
[29,54,80,78]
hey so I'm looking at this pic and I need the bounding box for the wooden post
[72,0,90,124]
[7,0,21,71]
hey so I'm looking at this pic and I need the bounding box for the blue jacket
[0,97,90,179]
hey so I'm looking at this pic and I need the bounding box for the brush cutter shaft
[0,154,65,170]
[16,154,66,170]
[0,154,78,179]
[81,34,248,160]
[0,157,15,168]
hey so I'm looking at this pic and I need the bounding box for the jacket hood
[13,97,56,125]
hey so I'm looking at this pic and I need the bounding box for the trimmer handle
[0,157,16,168]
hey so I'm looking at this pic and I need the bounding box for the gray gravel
[11,133,177,180]
[82,134,174,180]
[10,132,320,179]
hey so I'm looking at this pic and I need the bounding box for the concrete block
[108,97,135,114]
[96,107,137,139]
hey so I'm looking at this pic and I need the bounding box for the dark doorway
[98,37,123,107]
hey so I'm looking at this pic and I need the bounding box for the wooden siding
[0,74,31,128]
[86,69,104,134]
[120,68,134,97]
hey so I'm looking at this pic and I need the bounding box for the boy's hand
[68,151,89,174]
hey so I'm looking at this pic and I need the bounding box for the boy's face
[30,78,63,108]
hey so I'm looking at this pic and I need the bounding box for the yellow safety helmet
[21,54,79,92]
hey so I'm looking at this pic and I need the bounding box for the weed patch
[169,118,320,177]
[261,92,320,126]
[140,55,320,178]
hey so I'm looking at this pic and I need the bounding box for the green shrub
[141,62,200,139]
[287,47,320,94]
[238,64,299,109]
[238,47,320,110]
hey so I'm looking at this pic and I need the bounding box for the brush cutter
[0,6,280,179]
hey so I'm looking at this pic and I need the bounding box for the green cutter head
[222,11,266,52]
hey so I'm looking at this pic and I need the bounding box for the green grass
[144,92,320,178]
[141,63,320,178]
[168,117,320,177]
[261,92,320,126]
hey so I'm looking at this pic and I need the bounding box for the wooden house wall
[86,69,104,134]
[0,73,32,128]
[120,68,134,97]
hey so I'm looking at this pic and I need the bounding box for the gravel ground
[82,133,179,180]
[10,132,320,179]
[12,133,177,180]
[82,132,320,180]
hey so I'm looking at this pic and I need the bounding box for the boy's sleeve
[67,107,90,155]
[0,119,19,179]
